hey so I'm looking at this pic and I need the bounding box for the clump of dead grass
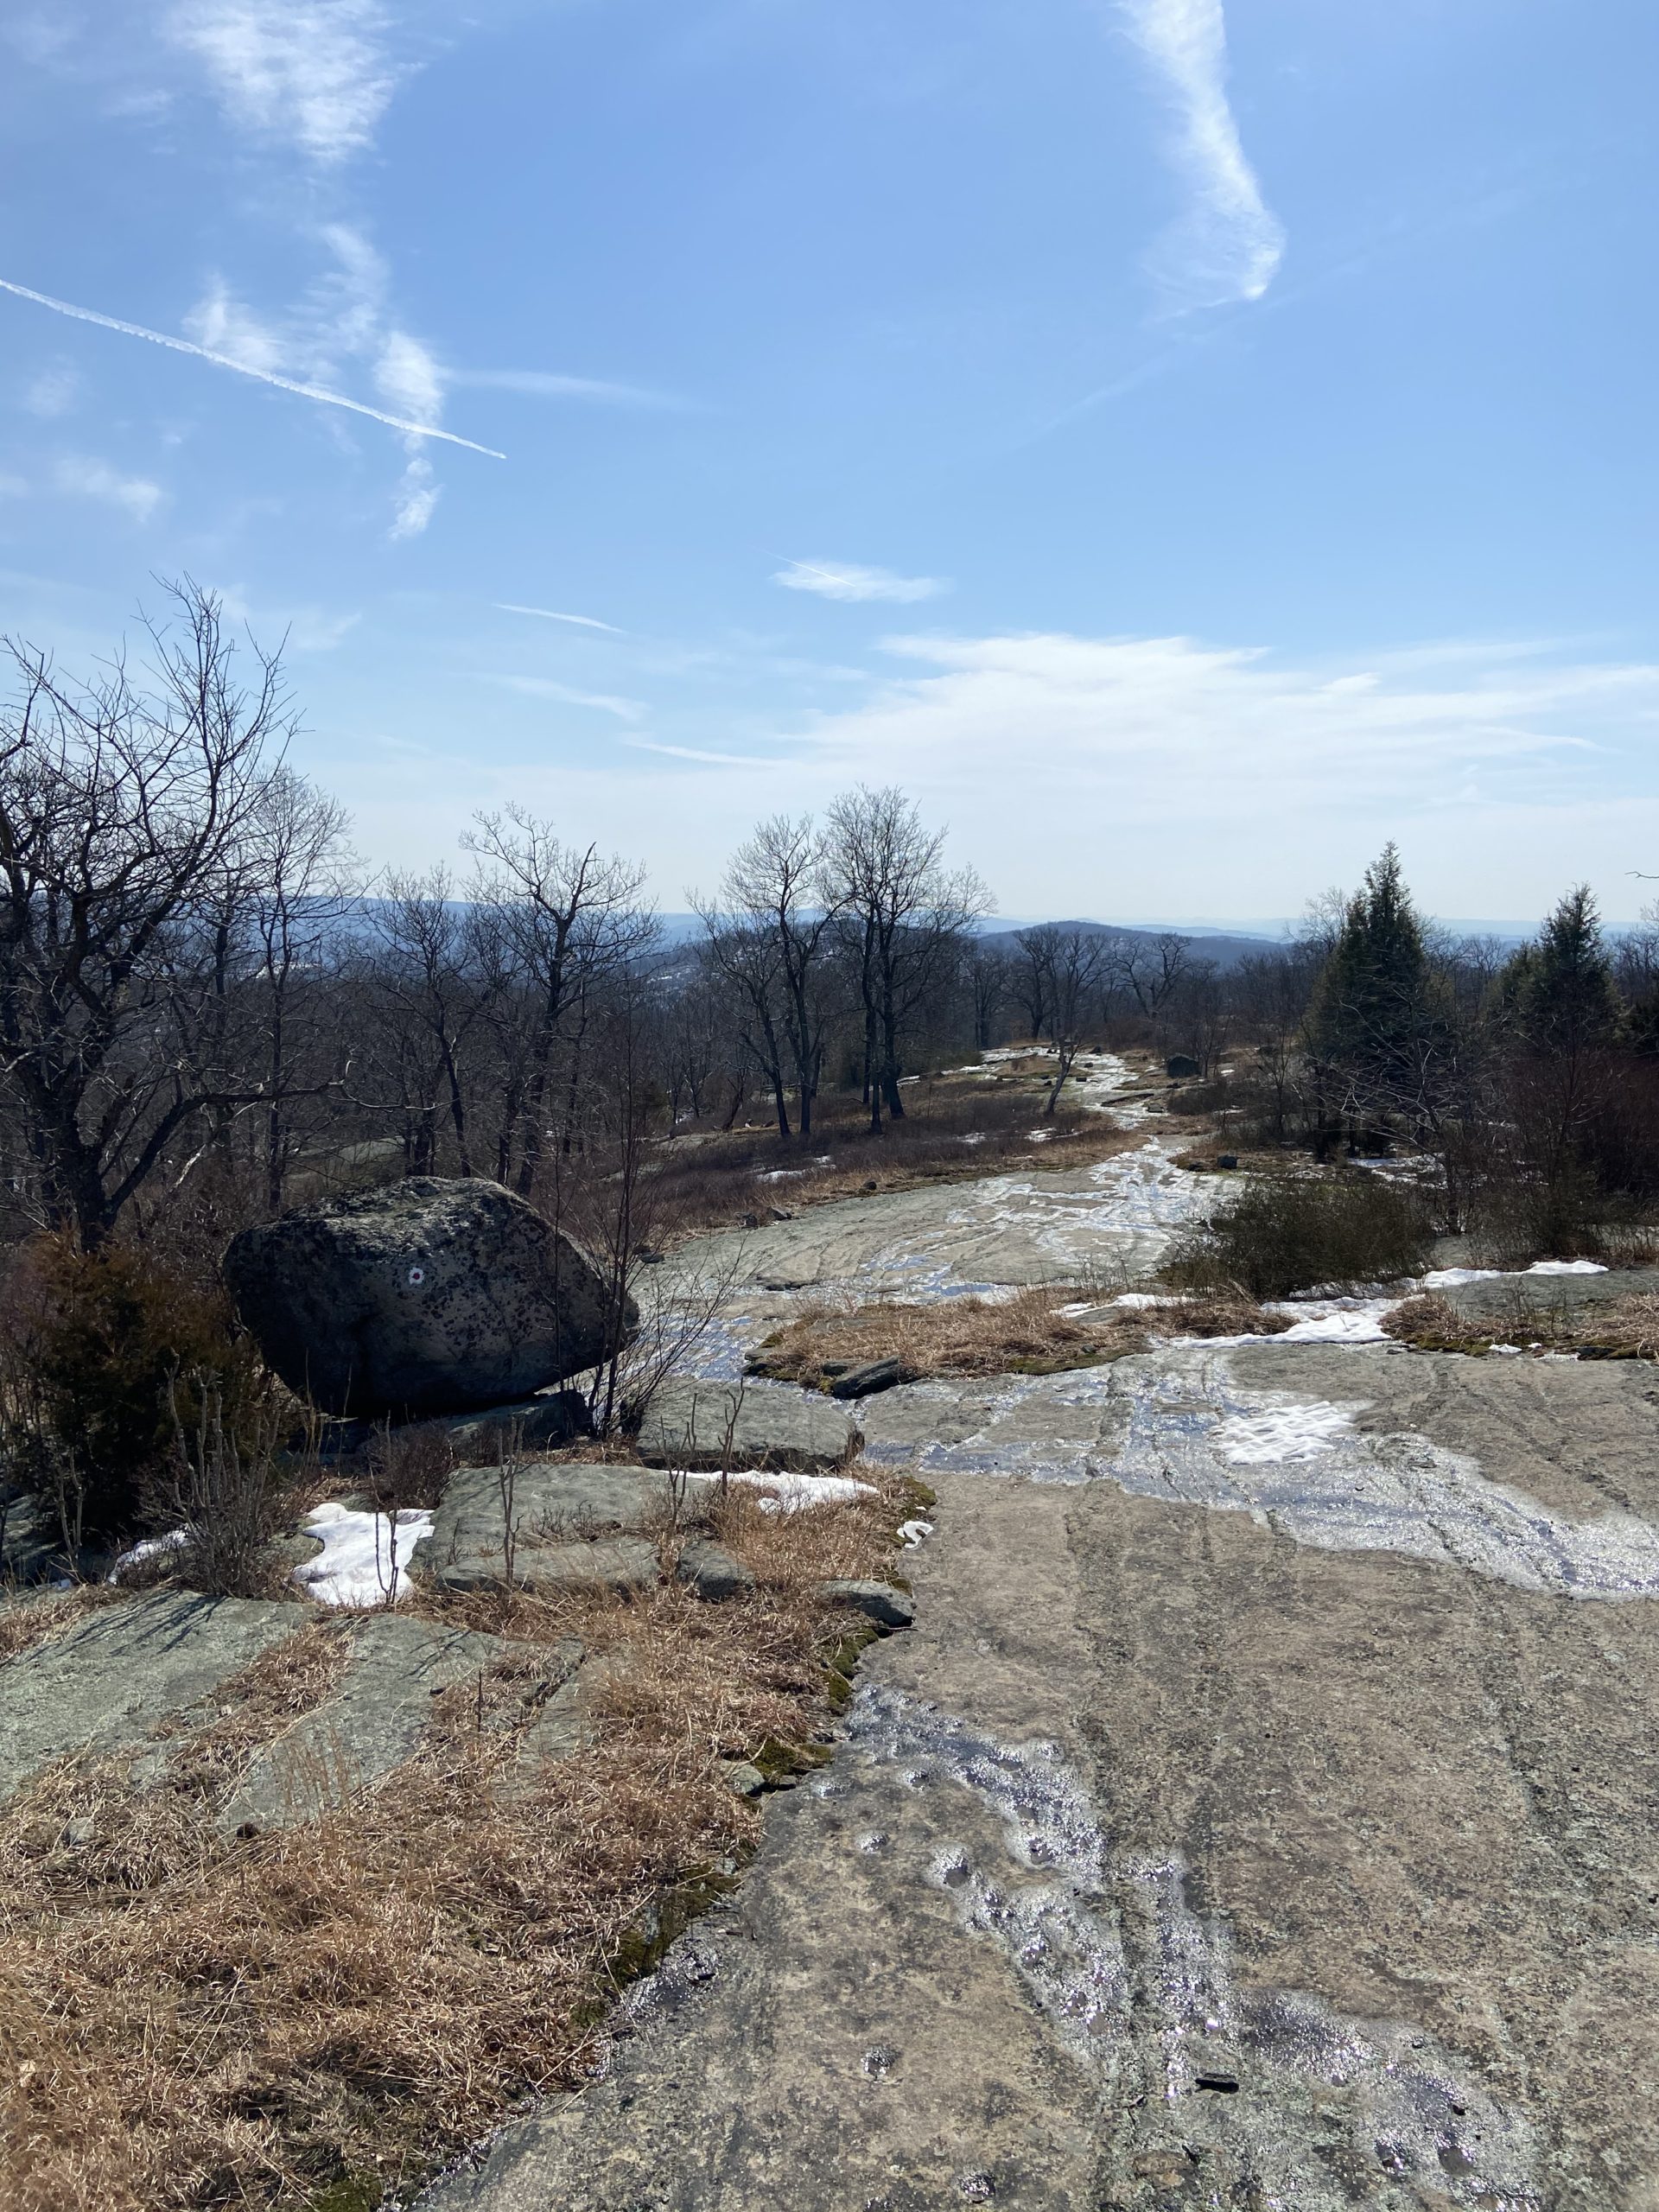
[747,1285,1147,1387]
[1384,1287,1659,1360]
[0,1584,119,1667]
[0,1471,911,2210]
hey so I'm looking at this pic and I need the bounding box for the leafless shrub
[160,1372,299,1599]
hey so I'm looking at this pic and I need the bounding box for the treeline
[1,585,1656,1269]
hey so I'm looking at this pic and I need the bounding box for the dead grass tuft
[1385,1287,1659,1360]
[0,1478,908,2209]
[747,1285,1147,1387]
[0,1584,119,1667]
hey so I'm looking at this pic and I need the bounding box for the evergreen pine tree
[1500,886,1622,1054]
[1309,843,1440,1107]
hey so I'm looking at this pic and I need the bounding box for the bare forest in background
[2,582,1657,1331]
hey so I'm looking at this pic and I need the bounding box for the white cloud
[183,276,286,373]
[1121,0,1285,309]
[167,0,401,164]
[493,676,646,722]
[54,454,163,521]
[497,603,626,635]
[22,360,81,417]
[772,558,950,605]
[389,453,439,539]
[376,329,443,427]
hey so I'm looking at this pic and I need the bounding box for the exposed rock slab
[225,1177,629,1418]
[634,1380,859,1472]
[416,1346,1659,2212]
[418,1461,683,1593]
[674,1539,755,1601]
[0,1590,306,1804]
[219,1614,574,1834]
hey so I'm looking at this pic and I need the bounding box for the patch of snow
[1424,1258,1609,1289]
[1421,1267,1504,1288]
[958,1131,988,1147]
[296,1502,433,1607]
[1527,1259,1608,1276]
[899,1518,934,1547]
[1213,1398,1356,1464]
[677,1469,877,1514]
[1273,1299,1399,1344]
[106,1529,188,1584]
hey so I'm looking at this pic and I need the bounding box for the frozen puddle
[861,1344,1659,1599]
[848,1685,1540,2208]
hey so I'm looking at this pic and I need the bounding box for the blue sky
[2,0,1656,924]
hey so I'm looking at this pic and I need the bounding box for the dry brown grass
[1384,1287,1659,1360]
[746,1285,1148,1388]
[0,1472,910,2212]
[744,1281,1294,1389]
[0,1583,124,1666]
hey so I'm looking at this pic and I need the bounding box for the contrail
[497,603,625,633]
[0,276,505,460]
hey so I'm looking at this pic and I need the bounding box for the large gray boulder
[225,1178,632,1418]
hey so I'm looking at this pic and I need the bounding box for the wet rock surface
[418,1379,1659,2209]
[224,1177,626,1417]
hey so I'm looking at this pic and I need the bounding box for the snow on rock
[1424,1259,1609,1289]
[1526,1259,1608,1277]
[296,1502,434,1607]
[899,1519,935,1547]
[106,1529,189,1584]
[678,1469,878,1515]
[1213,1400,1356,1465]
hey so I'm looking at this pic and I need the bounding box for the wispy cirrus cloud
[498,603,626,635]
[166,0,402,165]
[772,557,950,605]
[54,454,163,522]
[1120,0,1284,310]
[492,675,647,722]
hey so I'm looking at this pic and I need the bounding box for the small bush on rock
[1162,1173,1433,1300]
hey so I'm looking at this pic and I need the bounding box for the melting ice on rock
[849,1684,1541,2206]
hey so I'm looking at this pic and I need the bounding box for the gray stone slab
[0,1589,307,1804]
[433,1389,592,1459]
[219,1615,580,1834]
[634,1380,859,1472]
[418,1462,684,1592]
[674,1538,755,1601]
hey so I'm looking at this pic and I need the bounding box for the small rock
[767,1205,794,1223]
[635,1246,665,1265]
[720,1759,767,1799]
[862,1178,879,1192]
[819,1580,915,1629]
[675,1538,756,1602]
[1165,1053,1200,1078]
[1217,1153,1239,1170]
[829,1357,909,1401]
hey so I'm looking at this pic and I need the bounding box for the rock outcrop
[224,1178,632,1418]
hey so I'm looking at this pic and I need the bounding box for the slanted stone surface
[0,1590,306,1804]
[225,1177,632,1418]
[818,1579,915,1628]
[674,1538,755,1601]
[219,1614,572,1834]
[418,1461,685,1594]
[434,1389,592,1459]
[635,1381,859,1473]
[828,1357,909,1401]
